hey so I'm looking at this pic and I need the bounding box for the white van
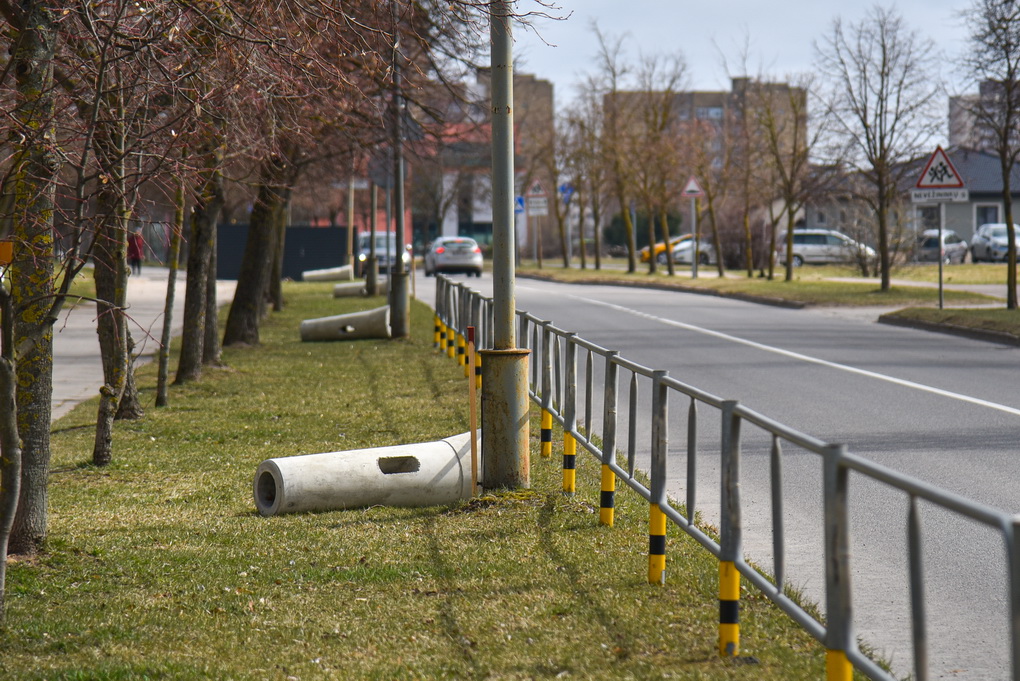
[778,229,876,267]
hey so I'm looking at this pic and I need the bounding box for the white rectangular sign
[527,197,548,216]
[910,188,969,203]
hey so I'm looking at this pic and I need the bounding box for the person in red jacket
[127,229,144,276]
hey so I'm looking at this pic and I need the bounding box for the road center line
[568,293,1020,418]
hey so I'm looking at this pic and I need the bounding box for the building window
[695,106,723,120]
[917,206,939,231]
[816,211,826,224]
[975,204,1000,227]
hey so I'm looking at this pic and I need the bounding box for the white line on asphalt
[568,293,1020,418]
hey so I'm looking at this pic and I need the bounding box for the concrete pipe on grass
[333,277,389,298]
[253,433,476,516]
[302,264,355,282]
[300,305,390,341]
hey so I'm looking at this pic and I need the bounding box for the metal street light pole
[481,0,530,489]
[389,0,409,337]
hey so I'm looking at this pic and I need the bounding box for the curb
[877,313,1020,347]
[516,272,807,310]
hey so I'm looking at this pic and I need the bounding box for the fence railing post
[719,400,742,657]
[540,323,553,458]
[648,370,668,585]
[600,352,619,527]
[1009,515,1020,681]
[562,334,578,496]
[824,443,854,680]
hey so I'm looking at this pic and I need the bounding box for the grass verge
[2,282,866,680]
[517,264,996,308]
[880,306,1020,343]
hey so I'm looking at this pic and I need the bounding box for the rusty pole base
[480,348,530,490]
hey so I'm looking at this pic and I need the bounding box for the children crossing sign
[911,146,968,203]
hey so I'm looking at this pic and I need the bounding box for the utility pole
[481,0,530,489]
[389,0,410,337]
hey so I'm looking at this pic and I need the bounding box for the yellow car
[639,234,692,263]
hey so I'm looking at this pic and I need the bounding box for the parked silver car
[970,223,1020,262]
[778,229,876,266]
[424,236,483,277]
[916,229,967,264]
[658,238,716,265]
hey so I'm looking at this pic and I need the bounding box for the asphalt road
[415,270,1020,680]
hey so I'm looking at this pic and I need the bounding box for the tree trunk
[645,204,657,275]
[115,331,144,420]
[175,152,223,384]
[156,176,185,407]
[203,240,221,366]
[270,194,288,312]
[592,196,602,270]
[223,159,288,347]
[0,287,22,619]
[9,1,59,555]
[1002,156,1017,309]
[578,199,588,270]
[659,209,674,276]
[877,170,891,292]
[618,188,636,273]
[92,186,130,467]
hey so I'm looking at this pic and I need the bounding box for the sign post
[682,176,706,278]
[911,146,968,310]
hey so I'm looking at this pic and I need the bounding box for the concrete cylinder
[302,264,355,282]
[300,305,390,341]
[332,282,366,298]
[480,348,531,489]
[253,433,475,516]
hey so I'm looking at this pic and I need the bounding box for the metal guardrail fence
[434,275,1020,681]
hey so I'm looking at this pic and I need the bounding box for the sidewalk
[826,276,1012,301]
[52,266,236,419]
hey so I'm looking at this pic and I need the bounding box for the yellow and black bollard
[433,316,442,349]
[648,503,666,584]
[599,464,615,526]
[474,351,482,390]
[719,561,740,656]
[562,432,576,495]
[446,324,456,359]
[439,321,447,354]
[540,410,553,458]
[457,332,467,371]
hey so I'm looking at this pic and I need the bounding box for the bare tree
[963,0,1020,309]
[751,76,823,282]
[594,28,640,272]
[816,5,941,291]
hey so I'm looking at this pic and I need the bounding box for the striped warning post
[433,316,441,349]
[599,464,615,526]
[457,333,467,370]
[562,432,576,495]
[439,322,447,353]
[540,410,552,458]
[719,561,740,656]
[826,651,852,681]
[474,352,482,390]
[648,503,666,584]
[446,325,456,359]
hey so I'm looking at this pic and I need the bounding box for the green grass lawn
[517,263,997,308]
[0,282,872,680]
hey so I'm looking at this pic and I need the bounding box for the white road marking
[568,293,1020,418]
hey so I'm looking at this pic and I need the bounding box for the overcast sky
[511,0,974,115]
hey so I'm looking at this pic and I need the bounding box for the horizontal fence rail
[434,275,1020,681]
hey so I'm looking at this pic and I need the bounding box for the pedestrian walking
[128,229,144,276]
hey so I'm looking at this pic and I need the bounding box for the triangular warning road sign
[526,181,545,197]
[682,176,705,197]
[916,147,965,189]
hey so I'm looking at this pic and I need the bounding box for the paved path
[52,266,236,419]
[826,276,1014,301]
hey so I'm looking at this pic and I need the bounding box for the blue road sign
[514,196,525,214]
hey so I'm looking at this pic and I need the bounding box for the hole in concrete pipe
[256,470,278,507]
[378,456,420,474]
